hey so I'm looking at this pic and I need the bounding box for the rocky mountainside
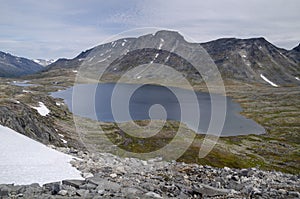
[0,51,44,77]
[46,30,300,86]
[285,43,300,63]
[201,38,300,85]
[1,147,299,198]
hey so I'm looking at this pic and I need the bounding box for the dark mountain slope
[0,51,44,77]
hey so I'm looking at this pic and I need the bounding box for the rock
[247,169,255,177]
[121,187,143,196]
[62,179,85,189]
[58,190,68,196]
[76,189,89,197]
[195,184,231,197]
[224,166,231,172]
[278,189,287,195]
[0,149,299,198]
[43,182,60,195]
[0,189,9,197]
[251,187,261,195]
[145,191,163,198]
[239,169,249,177]
[110,173,118,178]
[288,191,300,197]
[87,177,121,192]
[79,183,97,190]
[20,183,43,196]
[141,182,156,192]
[82,172,94,178]
[231,175,239,181]
[97,189,105,195]
[115,166,126,174]
[0,185,12,197]
[141,160,148,166]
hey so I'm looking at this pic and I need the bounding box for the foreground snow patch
[260,74,278,87]
[32,102,50,116]
[0,125,83,185]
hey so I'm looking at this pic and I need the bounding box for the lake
[52,83,265,136]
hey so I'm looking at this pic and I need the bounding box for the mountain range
[0,51,44,77]
[1,30,299,86]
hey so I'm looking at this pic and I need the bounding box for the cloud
[0,0,299,59]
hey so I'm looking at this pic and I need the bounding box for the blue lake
[52,83,265,137]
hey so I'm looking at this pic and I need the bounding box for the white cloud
[0,0,299,59]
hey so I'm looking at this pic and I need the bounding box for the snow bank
[0,125,83,185]
[32,102,50,116]
[260,74,278,87]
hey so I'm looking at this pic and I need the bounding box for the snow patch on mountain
[260,74,279,87]
[32,102,50,116]
[33,59,55,66]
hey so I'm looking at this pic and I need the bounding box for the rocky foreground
[0,147,299,199]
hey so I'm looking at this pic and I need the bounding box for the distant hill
[0,51,44,77]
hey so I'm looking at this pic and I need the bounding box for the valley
[0,30,299,198]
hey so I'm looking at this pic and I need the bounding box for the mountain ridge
[1,30,299,85]
[46,30,300,86]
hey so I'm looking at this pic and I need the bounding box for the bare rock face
[0,102,62,146]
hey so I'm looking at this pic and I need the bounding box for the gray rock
[18,183,42,196]
[58,189,68,196]
[62,179,85,189]
[239,169,249,177]
[79,183,97,190]
[87,177,121,192]
[121,187,143,196]
[231,175,239,181]
[76,189,89,197]
[144,191,163,198]
[0,185,12,197]
[43,181,60,195]
[195,184,231,197]
[288,191,300,197]
[0,189,9,197]
[82,172,94,178]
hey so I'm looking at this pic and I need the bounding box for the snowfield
[0,125,83,185]
[32,102,50,116]
[260,74,279,87]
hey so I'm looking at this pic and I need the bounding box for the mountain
[32,59,55,66]
[284,43,300,63]
[0,51,44,77]
[201,38,300,85]
[46,30,300,86]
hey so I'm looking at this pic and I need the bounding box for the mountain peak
[292,43,300,52]
[154,30,184,40]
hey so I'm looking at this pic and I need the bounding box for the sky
[0,0,299,60]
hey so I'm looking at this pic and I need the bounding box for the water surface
[52,83,265,136]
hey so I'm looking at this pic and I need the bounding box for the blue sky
[0,0,299,59]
